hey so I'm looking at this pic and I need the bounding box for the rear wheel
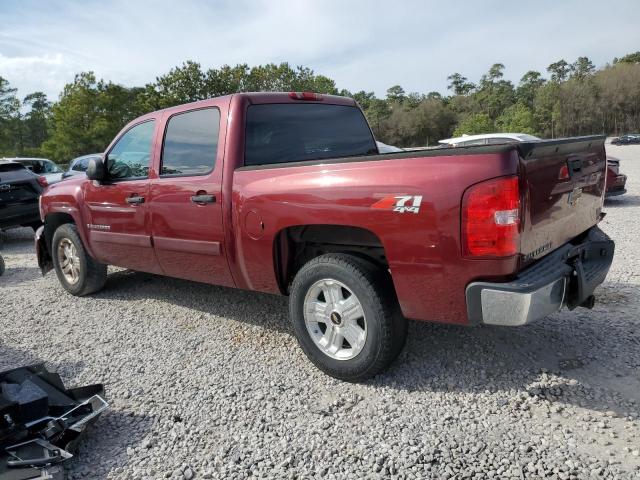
[52,223,107,296]
[289,253,407,381]
[0,254,4,276]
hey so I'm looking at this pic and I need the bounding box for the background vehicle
[0,162,45,230]
[1,158,64,184]
[376,141,403,153]
[611,134,640,145]
[36,92,614,381]
[438,133,541,147]
[61,154,102,179]
[605,156,627,197]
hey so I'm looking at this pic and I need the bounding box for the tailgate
[517,136,606,266]
[0,164,41,207]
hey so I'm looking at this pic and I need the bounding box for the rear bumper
[605,174,627,197]
[466,226,614,326]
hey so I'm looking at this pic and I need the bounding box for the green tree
[0,76,22,155]
[22,92,51,153]
[377,97,456,147]
[364,98,392,136]
[42,72,143,161]
[474,63,516,120]
[613,51,640,64]
[386,85,406,103]
[547,59,570,82]
[453,113,494,136]
[447,73,475,95]
[570,56,595,80]
[533,82,562,138]
[517,71,545,108]
[495,103,537,134]
[349,91,377,110]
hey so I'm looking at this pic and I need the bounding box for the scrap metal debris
[0,364,107,479]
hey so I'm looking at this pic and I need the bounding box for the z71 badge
[372,195,423,214]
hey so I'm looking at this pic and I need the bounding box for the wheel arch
[273,224,389,295]
[43,211,93,258]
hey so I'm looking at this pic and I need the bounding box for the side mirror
[86,157,105,181]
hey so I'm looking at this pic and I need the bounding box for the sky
[1,0,639,102]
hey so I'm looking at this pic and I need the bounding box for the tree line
[1,51,639,162]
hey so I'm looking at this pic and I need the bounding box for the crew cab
[35,92,615,381]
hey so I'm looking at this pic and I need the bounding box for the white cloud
[0,0,639,101]
[0,53,80,100]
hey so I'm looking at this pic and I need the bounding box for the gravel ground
[1,142,639,480]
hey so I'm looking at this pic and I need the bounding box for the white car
[376,141,404,153]
[438,133,541,147]
[1,157,64,184]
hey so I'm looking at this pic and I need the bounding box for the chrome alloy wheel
[57,238,81,284]
[303,279,367,360]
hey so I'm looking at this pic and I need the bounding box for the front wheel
[52,223,107,296]
[289,253,407,381]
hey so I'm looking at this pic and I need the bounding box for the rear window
[0,163,27,172]
[244,104,376,167]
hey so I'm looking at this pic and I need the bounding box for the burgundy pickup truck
[36,92,614,380]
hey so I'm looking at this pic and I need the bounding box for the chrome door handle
[126,196,145,204]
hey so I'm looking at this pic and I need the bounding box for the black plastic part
[1,364,106,479]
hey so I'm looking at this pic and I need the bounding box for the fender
[40,178,97,260]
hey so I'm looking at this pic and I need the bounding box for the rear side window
[161,108,220,176]
[244,104,376,166]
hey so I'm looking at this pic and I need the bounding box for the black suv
[0,162,45,230]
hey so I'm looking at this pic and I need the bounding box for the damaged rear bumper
[466,226,615,326]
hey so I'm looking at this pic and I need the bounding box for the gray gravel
[1,141,639,479]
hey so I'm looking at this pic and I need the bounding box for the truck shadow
[94,270,640,418]
[0,342,153,480]
[604,194,640,208]
[97,269,291,334]
[380,280,640,418]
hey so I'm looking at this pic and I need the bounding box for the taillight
[289,91,323,101]
[558,165,570,180]
[462,176,520,257]
[37,176,48,188]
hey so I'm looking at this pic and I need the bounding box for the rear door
[148,101,234,287]
[518,136,607,265]
[83,120,161,273]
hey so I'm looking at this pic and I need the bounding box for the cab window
[161,108,220,176]
[107,121,155,180]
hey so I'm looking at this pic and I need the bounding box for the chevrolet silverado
[35,92,614,380]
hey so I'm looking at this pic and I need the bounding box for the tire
[289,253,407,381]
[0,255,4,276]
[51,223,107,296]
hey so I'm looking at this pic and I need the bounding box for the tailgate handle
[568,158,582,176]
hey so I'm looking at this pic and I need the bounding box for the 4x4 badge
[372,195,423,214]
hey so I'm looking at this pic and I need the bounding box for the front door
[149,106,234,287]
[84,119,162,273]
